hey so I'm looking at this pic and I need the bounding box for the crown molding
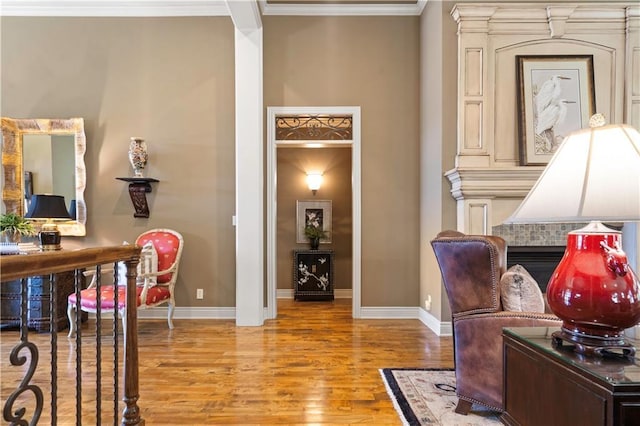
[258,0,426,16]
[0,1,230,17]
[451,2,637,25]
[0,0,428,17]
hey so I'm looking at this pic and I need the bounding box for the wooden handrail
[0,245,140,281]
[1,245,144,425]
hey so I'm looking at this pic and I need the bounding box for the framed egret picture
[516,55,595,165]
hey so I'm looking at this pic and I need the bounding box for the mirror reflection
[24,134,76,216]
[1,117,86,236]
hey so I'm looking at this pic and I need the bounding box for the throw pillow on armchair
[116,241,158,287]
[499,264,545,313]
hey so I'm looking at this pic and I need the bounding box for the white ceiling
[0,0,427,17]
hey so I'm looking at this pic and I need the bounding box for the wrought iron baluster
[2,277,43,425]
[94,265,102,425]
[50,272,58,425]
[74,269,82,426]
[113,261,119,425]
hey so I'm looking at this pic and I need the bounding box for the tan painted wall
[264,16,421,306]
[276,147,352,292]
[2,14,422,308]
[1,17,238,307]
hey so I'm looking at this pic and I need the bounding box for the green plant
[304,225,327,240]
[0,213,36,236]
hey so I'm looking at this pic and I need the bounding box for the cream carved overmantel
[448,2,640,237]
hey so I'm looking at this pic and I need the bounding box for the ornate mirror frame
[1,117,87,236]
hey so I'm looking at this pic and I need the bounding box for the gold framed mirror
[1,117,87,236]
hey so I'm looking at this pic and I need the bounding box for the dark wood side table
[1,270,83,332]
[293,249,334,301]
[502,327,640,426]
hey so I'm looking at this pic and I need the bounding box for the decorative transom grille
[275,115,353,140]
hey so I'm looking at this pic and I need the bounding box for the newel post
[121,258,144,425]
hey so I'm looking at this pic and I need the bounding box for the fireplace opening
[506,246,565,293]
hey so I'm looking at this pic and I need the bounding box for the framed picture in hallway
[296,200,332,244]
[516,55,595,165]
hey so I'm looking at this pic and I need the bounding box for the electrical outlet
[425,295,432,311]
[196,289,204,300]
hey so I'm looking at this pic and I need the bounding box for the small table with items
[0,270,81,332]
[293,249,334,301]
[502,327,640,426]
[1,244,86,332]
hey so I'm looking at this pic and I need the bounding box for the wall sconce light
[306,172,323,195]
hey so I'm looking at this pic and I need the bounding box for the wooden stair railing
[1,245,144,425]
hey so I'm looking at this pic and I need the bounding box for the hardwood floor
[1,298,453,425]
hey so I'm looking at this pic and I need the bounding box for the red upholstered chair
[67,229,184,337]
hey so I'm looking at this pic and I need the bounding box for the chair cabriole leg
[67,304,77,337]
[167,303,175,329]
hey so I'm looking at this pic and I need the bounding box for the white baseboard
[418,307,452,337]
[137,306,235,320]
[359,306,420,319]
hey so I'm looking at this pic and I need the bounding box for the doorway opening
[266,107,362,319]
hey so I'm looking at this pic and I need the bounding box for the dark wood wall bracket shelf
[116,177,159,218]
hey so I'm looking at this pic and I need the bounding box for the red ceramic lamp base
[546,222,640,358]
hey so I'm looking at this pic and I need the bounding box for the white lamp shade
[506,121,640,223]
[307,173,323,191]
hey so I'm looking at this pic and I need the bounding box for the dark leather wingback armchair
[431,230,561,414]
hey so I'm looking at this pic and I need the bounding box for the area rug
[380,368,501,426]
